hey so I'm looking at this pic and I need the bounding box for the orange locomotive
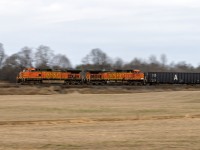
[86,69,145,85]
[17,68,82,84]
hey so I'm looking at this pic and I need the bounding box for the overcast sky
[0,0,200,67]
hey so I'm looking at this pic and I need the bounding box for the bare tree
[0,43,6,68]
[149,55,158,64]
[82,48,112,70]
[113,58,124,69]
[2,53,24,82]
[82,49,110,65]
[130,58,143,69]
[160,54,167,67]
[174,61,194,72]
[3,53,25,68]
[51,54,72,69]
[82,54,90,65]
[91,49,108,65]
[35,45,54,68]
[148,55,162,71]
[17,47,33,68]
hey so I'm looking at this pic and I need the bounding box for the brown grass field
[0,86,200,149]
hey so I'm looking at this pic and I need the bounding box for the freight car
[146,72,200,85]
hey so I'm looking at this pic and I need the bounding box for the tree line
[0,43,199,82]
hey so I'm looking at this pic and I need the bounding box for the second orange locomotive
[86,69,144,85]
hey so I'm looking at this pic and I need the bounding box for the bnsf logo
[46,72,60,78]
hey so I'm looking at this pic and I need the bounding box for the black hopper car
[146,72,200,85]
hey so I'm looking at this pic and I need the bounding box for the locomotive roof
[85,70,108,73]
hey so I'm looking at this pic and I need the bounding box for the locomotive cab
[16,68,38,83]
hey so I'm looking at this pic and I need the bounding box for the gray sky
[0,0,200,67]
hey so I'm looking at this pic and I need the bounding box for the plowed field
[0,91,200,149]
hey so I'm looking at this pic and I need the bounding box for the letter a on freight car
[174,74,178,81]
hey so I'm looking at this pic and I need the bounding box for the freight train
[16,68,200,85]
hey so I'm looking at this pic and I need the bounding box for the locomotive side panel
[17,68,42,83]
[19,71,42,79]
[100,70,145,85]
[41,71,63,79]
[40,71,68,84]
[101,70,144,80]
[64,70,83,85]
[85,71,104,85]
[101,72,125,80]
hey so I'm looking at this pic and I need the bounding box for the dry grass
[1,82,200,95]
[0,91,200,149]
